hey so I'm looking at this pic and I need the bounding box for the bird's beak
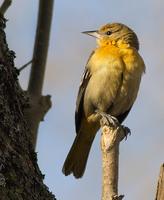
[82,30,101,39]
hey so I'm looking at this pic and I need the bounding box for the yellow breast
[88,44,122,73]
[86,43,145,116]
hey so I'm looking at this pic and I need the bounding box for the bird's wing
[75,68,91,133]
[75,52,94,133]
[117,107,132,124]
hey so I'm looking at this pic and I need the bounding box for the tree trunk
[0,16,56,200]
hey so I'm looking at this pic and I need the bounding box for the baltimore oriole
[62,23,145,178]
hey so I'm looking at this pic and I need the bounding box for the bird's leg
[96,110,131,140]
[96,110,119,128]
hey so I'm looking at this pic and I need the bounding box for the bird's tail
[62,129,96,178]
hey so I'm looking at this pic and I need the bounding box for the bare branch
[25,0,54,147]
[28,0,54,96]
[100,117,127,200]
[24,94,52,147]
[0,0,12,16]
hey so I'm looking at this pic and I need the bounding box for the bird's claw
[122,125,131,140]
[108,115,119,127]
[112,194,124,200]
[96,111,119,128]
[96,111,131,140]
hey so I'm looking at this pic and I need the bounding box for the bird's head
[82,23,139,50]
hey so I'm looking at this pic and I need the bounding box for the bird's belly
[83,66,122,116]
[83,65,142,118]
[109,74,141,116]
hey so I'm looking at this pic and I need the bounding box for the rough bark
[155,163,164,200]
[0,16,56,200]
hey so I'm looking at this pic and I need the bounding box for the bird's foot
[96,111,131,141]
[121,125,131,140]
[96,111,119,128]
[112,194,124,200]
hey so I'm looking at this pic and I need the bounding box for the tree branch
[28,0,54,96]
[0,0,12,16]
[24,94,52,146]
[100,118,126,200]
[155,163,164,200]
[25,0,54,147]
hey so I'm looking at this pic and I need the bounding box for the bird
[62,23,145,178]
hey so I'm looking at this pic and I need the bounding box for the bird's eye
[106,31,112,35]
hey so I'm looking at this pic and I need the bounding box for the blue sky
[2,0,164,199]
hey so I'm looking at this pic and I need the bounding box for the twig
[100,118,126,200]
[0,0,12,16]
[155,163,164,200]
[18,59,33,72]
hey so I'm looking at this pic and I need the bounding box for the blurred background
[2,0,164,199]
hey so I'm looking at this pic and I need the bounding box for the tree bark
[0,16,56,200]
[155,163,164,200]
